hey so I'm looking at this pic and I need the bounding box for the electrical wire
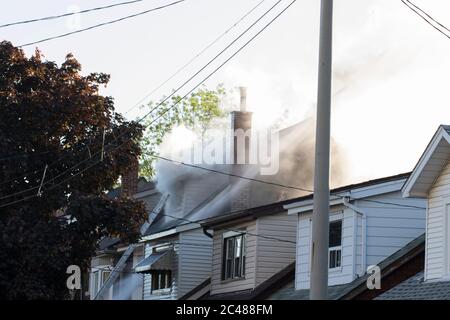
[156,155,313,193]
[401,0,450,40]
[124,0,268,116]
[1,0,283,193]
[19,0,186,47]
[148,210,297,244]
[0,0,290,206]
[0,0,147,28]
[1,0,268,184]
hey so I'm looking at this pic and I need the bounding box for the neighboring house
[283,173,426,292]
[265,233,426,300]
[135,175,229,300]
[372,124,450,299]
[134,96,257,300]
[181,173,426,300]
[89,166,162,300]
[186,199,298,299]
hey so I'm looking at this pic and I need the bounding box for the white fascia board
[402,127,448,198]
[140,222,201,242]
[285,177,407,215]
[140,228,177,242]
[349,179,406,199]
[176,222,202,233]
[286,196,345,215]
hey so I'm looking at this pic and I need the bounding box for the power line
[154,156,427,210]
[148,210,297,244]
[156,155,313,193]
[2,0,270,186]
[1,0,283,192]
[0,0,295,208]
[124,0,268,116]
[401,0,450,40]
[404,0,450,34]
[0,0,147,29]
[353,198,426,210]
[19,0,186,47]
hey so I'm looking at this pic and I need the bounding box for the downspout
[202,227,214,239]
[342,197,366,276]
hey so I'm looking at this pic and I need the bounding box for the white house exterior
[402,125,450,282]
[285,174,427,290]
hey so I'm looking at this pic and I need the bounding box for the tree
[139,85,225,177]
[0,41,146,299]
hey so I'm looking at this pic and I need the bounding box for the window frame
[150,270,172,294]
[444,197,450,276]
[328,219,343,271]
[90,265,112,299]
[222,231,246,281]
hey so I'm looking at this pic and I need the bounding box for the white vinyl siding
[426,160,450,280]
[357,192,426,268]
[296,207,354,289]
[255,212,297,286]
[178,228,213,297]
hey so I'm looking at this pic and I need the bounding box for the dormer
[402,125,450,281]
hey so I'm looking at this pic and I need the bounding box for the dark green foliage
[0,41,146,299]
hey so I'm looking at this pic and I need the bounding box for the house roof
[201,172,411,229]
[143,184,230,236]
[375,272,450,300]
[402,125,450,198]
[107,178,156,199]
[97,237,121,251]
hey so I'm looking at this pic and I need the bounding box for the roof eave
[402,126,450,198]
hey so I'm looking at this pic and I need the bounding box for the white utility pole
[310,0,333,300]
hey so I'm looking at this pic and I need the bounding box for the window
[101,271,111,285]
[90,267,112,299]
[92,270,100,296]
[329,220,342,269]
[151,270,172,292]
[222,233,246,280]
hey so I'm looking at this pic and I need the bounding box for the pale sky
[1,0,450,185]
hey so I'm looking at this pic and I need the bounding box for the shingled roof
[375,272,450,300]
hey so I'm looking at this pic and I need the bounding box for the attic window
[222,232,246,280]
[329,220,342,269]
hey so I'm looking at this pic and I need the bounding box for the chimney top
[121,156,139,197]
[239,87,247,112]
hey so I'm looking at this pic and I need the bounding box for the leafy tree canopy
[139,85,225,177]
[0,41,146,299]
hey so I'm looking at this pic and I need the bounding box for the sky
[1,0,450,186]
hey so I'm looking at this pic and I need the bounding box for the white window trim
[308,214,344,274]
[222,232,246,281]
[150,271,172,294]
[329,218,343,271]
[444,197,450,277]
[90,265,113,299]
[329,246,343,272]
[223,230,245,238]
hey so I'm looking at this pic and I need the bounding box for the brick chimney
[121,156,139,197]
[230,87,252,212]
